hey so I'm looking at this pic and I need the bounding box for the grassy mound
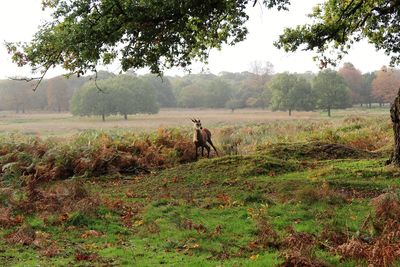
[263,141,378,161]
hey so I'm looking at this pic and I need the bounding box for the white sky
[0,0,392,79]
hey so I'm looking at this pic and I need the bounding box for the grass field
[1,107,400,266]
[0,107,390,136]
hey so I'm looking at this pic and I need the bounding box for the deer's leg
[205,144,210,158]
[201,146,204,157]
[195,145,198,159]
[208,139,219,156]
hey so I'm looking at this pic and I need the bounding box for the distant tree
[0,80,33,113]
[372,66,400,105]
[71,83,114,121]
[46,76,70,112]
[269,73,315,116]
[176,75,232,109]
[338,63,363,105]
[361,72,376,108]
[249,60,274,77]
[71,75,158,121]
[313,70,351,117]
[225,98,244,113]
[142,75,177,107]
[177,84,206,108]
[204,80,232,108]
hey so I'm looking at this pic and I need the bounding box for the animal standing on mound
[191,119,218,159]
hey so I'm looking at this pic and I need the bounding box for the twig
[7,76,42,82]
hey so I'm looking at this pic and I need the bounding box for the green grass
[1,110,399,266]
[1,151,398,266]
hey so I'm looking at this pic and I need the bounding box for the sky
[0,0,393,79]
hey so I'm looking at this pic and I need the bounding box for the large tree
[313,70,351,117]
[7,0,288,80]
[7,1,400,77]
[276,1,400,68]
[269,73,315,116]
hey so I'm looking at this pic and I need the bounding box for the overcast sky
[0,0,392,79]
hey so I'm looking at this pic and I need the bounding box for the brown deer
[191,118,218,159]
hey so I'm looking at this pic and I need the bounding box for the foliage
[46,76,71,112]
[338,63,363,104]
[7,0,289,76]
[276,0,400,68]
[361,72,376,106]
[372,66,400,104]
[269,73,315,115]
[141,74,177,107]
[313,69,351,116]
[225,98,244,112]
[176,75,233,108]
[71,75,159,120]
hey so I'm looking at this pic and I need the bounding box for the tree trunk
[327,107,331,117]
[389,92,400,165]
[289,109,292,116]
[124,113,128,120]
[102,113,105,122]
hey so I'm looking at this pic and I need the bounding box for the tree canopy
[8,0,400,78]
[313,69,351,117]
[7,0,288,78]
[71,75,158,121]
[269,73,315,115]
[275,1,400,67]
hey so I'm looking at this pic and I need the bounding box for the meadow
[1,107,400,266]
[0,109,324,137]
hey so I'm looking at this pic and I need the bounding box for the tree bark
[124,113,128,120]
[389,92,400,165]
[327,107,331,117]
[102,113,105,122]
[289,109,292,116]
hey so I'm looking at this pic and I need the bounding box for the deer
[191,118,218,159]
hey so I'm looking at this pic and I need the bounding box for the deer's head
[191,118,203,130]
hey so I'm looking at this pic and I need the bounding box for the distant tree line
[0,62,399,119]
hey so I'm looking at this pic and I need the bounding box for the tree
[361,72,375,108]
[46,76,71,112]
[141,75,177,107]
[338,63,363,105]
[7,0,289,78]
[276,1,400,68]
[269,73,315,116]
[225,98,244,113]
[71,75,158,121]
[0,80,33,113]
[372,66,400,105]
[313,70,351,117]
[175,75,232,109]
